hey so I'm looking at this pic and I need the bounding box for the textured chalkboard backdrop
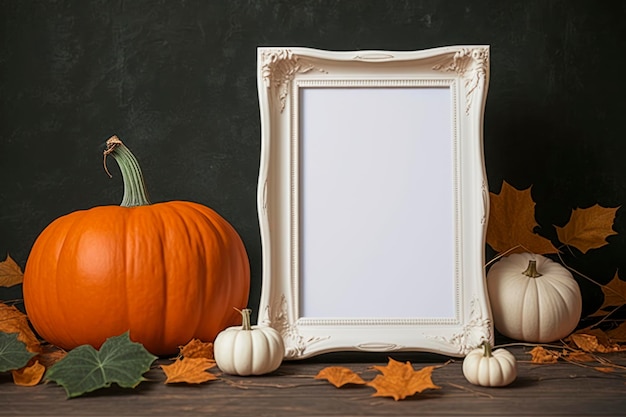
[1,1,625,325]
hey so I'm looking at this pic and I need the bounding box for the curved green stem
[235,308,253,331]
[482,341,492,357]
[103,136,152,207]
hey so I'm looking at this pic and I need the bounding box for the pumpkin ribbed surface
[487,253,582,343]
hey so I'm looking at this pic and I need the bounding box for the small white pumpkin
[487,252,582,343]
[214,308,285,376]
[462,342,517,387]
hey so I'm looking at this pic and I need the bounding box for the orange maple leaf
[315,366,367,387]
[555,204,618,254]
[589,273,626,317]
[366,358,440,401]
[12,360,45,387]
[179,338,214,360]
[528,346,559,364]
[487,181,558,255]
[0,303,40,353]
[0,254,23,288]
[161,358,218,384]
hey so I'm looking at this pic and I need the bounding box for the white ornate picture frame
[256,46,492,359]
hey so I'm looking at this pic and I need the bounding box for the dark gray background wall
[1,1,625,323]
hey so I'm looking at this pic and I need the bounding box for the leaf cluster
[314,358,442,401]
[487,181,624,334]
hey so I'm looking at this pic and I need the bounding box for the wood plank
[2,347,626,416]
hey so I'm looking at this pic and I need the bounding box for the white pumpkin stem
[481,341,492,358]
[103,135,152,208]
[235,307,253,331]
[522,260,542,278]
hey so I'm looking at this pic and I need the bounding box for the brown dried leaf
[36,344,67,368]
[529,346,559,363]
[563,351,595,363]
[11,360,45,386]
[0,254,23,288]
[179,339,214,360]
[367,358,440,401]
[161,358,217,384]
[486,181,558,255]
[555,204,619,254]
[568,332,624,353]
[315,366,367,387]
[590,273,626,317]
[0,303,40,353]
[606,322,626,343]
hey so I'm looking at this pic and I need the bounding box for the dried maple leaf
[567,332,624,353]
[161,358,218,384]
[12,360,45,386]
[555,204,618,254]
[528,346,559,363]
[486,181,558,255]
[589,273,626,316]
[0,254,23,288]
[563,351,595,363]
[315,366,367,387]
[0,303,40,353]
[606,322,626,342]
[179,338,214,360]
[366,358,440,401]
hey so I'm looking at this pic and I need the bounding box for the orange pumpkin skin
[23,201,250,356]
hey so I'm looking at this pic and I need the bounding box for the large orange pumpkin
[23,136,250,356]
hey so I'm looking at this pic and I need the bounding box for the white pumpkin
[462,342,517,387]
[214,308,285,376]
[487,252,582,343]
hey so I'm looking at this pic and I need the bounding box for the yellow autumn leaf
[555,204,619,254]
[486,181,558,255]
[315,366,367,387]
[161,357,217,384]
[0,254,23,288]
[367,358,440,401]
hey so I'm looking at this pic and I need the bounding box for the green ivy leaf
[45,332,157,398]
[0,332,35,372]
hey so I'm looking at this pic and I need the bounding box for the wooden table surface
[3,346,626,417]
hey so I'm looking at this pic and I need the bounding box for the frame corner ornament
[430,298,492,355]
[260,48,326,112]
[432,47,489,115]
[262,294,329,359]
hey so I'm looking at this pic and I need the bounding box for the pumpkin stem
[522,260,542,278]
[237,308,253,331]
[481,341,492,358]
[103,135,152,207]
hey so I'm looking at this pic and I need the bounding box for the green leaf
[45,332,157,398]
[0,332,35,372]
